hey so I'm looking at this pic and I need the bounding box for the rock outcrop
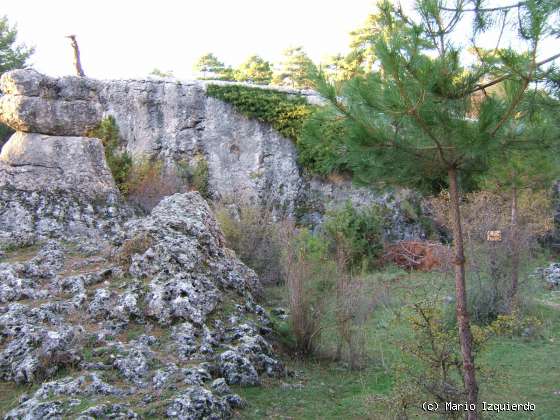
[1,69,428,240]
[0,131,128,246]
[0,193,285,419]
[0,69,304,216]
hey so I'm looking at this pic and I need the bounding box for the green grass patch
[244,262,560,419]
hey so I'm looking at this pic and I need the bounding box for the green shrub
[0,122,14,149]
[297,106,353,176]
[206,84,314,140]
[176,156,210,199]
[322,202,386,272]
[88,116,132,194]
[390,300,490,418]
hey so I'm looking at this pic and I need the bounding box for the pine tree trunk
[448,167,479,419]
[509,185,519,311]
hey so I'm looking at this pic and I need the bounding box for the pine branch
[441,2,526,13]
[470,52,560,94]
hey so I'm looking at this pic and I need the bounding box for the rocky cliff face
[0,69,426,240]
[0,69,305,216]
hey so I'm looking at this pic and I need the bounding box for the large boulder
[0,132,127,245]
[0,70,103,136]
[0,132,115,196]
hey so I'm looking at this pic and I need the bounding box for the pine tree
[0,16,34,75]
[193,53,234,81]
[235,55,273,85]
[273,46,314,89]
[305,1,560,416]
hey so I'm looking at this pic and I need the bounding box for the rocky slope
[0,193,285,419]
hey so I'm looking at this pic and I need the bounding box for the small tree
[0,16,34,75]
[273,46,314,89]
[235,55,273,85]
[305,1,560,416]
[0,15,34,147]
[150,68,174,78]
[193,53,234,80]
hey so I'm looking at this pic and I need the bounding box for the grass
[0,382,38,415]
[237,261,560,419]
[234,360,393,419]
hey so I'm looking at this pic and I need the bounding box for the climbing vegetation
[88,116,132,194]
[206,84,314,141]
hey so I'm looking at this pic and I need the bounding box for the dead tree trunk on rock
[66,35,85,77]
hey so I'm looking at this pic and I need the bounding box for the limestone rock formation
[0,192,284,419]
[0,131,128,246]
[0,70,102,136]
[0,69,427,239]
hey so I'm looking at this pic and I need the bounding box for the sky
[2,0,558,80]
[2,0,379,79]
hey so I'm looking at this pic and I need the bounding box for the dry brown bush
[279,222,333,356]
[214,200,286,286]
[333,240,379,369]
[126,159,186,213]
[429,189,554,322]
[383,240,453,272]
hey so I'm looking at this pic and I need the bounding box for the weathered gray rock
[120,192,262,319]
[218,350,260,386]
[112,339,154,386]
[77,403,139,419]
[166,386,231,419]
[0,322,82,384]
[0,95,103,136]
[0,69,102,135]
[534,263,560,288]
[0,69,430,236]
[0,192,284,418]
[0,132,115,196]
[4,400,64,420]
[0,132,129,245]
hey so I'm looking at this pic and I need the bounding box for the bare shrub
[214,201,285,285]
[429,189,554,324]
[280,225,334,356]
[331,238,384,369]
[126,158,185,213]
[126,156,210,213]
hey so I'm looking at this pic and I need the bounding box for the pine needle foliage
[304,0,560,414]
[304,1,560,194]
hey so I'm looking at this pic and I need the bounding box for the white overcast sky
[2,0,380,79]
[2,0,558,80]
